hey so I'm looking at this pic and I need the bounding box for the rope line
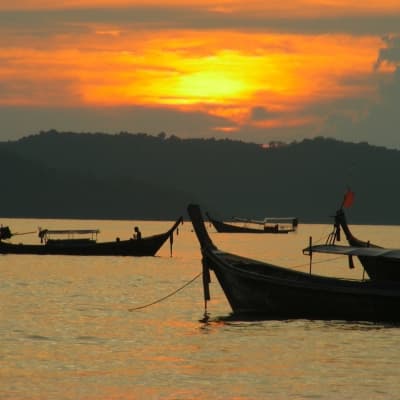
[128,272,203,311]
[312,227,335,245]
[289,255,346,270]
[128,226,348,312]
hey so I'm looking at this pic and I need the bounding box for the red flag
[342,189,355,208]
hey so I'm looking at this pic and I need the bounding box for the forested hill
[2,130,400,224]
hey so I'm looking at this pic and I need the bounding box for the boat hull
[336,209,400,282]
[188,204,400,322]
[205,250,400,321]
[357,255,400,281]
[0,217,183,257]
[208,216,291,234]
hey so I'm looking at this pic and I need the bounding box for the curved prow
[335,208,380,249]
[168,216,184,236]
[167,216,184,257]
[188,204,217,251]
[188,204,216,314]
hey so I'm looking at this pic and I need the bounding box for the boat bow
[188,204,218,311]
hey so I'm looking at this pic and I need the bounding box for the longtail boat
[0,217,183,257]
[188,204,400,322]
[206,212,298,234]
[304,208,400,282]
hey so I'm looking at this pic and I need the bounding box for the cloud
[1,6,400,37]
[337,37,400,148]
[1,6,400,149]
[355,67,400,147]
[374,35,400,70]
[250,106,274,121]
[323,63,400,149]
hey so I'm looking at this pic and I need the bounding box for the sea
[1,216,400,400]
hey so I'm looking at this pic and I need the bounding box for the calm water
[2,217,400,399]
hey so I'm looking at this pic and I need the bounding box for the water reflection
[200,312,400,333]
[2,218,400,399]
[318,319,400,331]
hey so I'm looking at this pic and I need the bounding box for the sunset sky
[1,1,400,148]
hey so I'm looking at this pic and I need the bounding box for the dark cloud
[242,53,400,149]
[322,67,400,149]
[0,7,400,37]
[0,79,77,102]
[327,37,400,148]
[250,106,274,121]
[355,67,400,146]
[374,35,400,70]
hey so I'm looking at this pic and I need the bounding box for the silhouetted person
[0,225,12,241]
[134,226,142,240]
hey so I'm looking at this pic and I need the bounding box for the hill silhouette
[0,144,193,220]
[1,130,400,224]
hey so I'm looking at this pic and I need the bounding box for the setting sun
[175,71,247,103]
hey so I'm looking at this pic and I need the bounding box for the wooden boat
[304,208,400,282]
[0,217,183,257]
[206,212,298,234]
[188,204,400,322]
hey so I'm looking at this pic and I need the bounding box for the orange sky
[0,1,399,147]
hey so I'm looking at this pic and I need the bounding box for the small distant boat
[206,213,298,234]
[0,217,183,257]
[304,208,400,282]
[188,204,400,322]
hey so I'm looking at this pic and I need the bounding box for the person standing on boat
[134,226,142,240]
[0,225,12,241]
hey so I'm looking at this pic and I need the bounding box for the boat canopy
[38,228,100,243]
[41,229,100,235]
[304,244,400,260]
[264,217,298,225]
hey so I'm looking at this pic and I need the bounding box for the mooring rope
[128,225,349,312]
[128,272,203,311]
[289,255,344,270]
